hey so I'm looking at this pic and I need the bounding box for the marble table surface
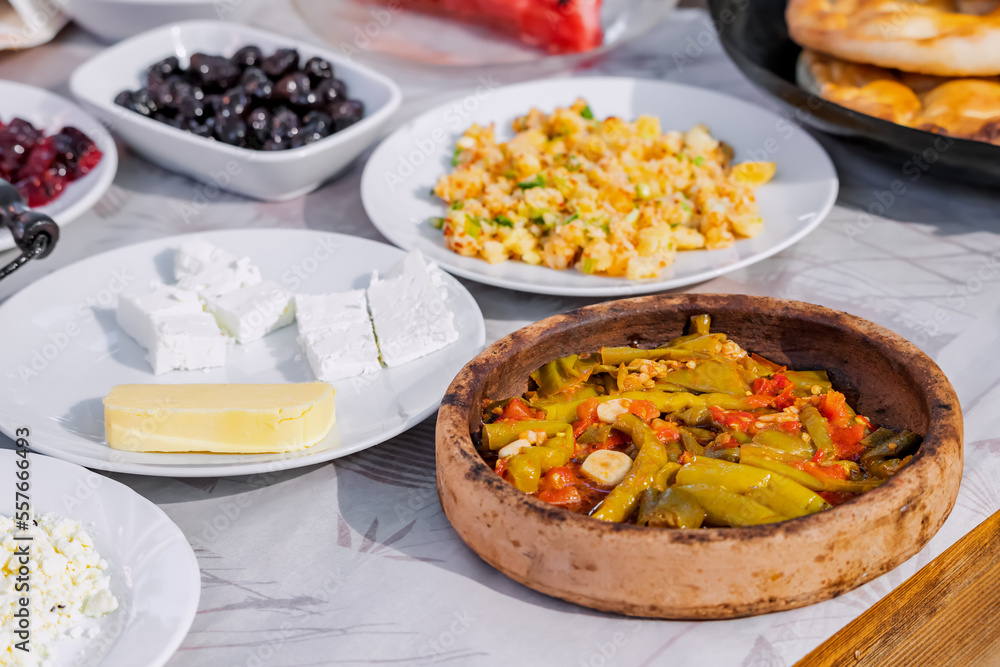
[2,5,1000,666]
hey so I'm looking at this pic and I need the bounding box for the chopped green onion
[450,200,464,210]
[565,213,580,224]
[680,202,692,213]
[494,214,514,228]
[452,147,462,166]
[692,156,705,166]
[581,258,597,274]
[517,174,546,189]
[600,222,611,235]
[580,105,594,120]
[429,217,445,230]
[636,183,651,199]
[465,216,482,239]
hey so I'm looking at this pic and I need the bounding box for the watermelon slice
[395,0,604,54]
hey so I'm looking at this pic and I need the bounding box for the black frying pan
[708,0,1000,183]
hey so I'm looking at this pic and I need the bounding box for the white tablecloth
[2,7,1000,666]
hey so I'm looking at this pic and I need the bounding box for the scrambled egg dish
[432,99,775,280]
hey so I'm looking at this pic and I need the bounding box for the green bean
[740,453,882,494]
[800,405,834,457]
[638,485,706,528]
[482,420,571,450]
[591,414,668,523]
[676,484,786,527]
[676,456,830,518]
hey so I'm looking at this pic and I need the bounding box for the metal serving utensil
[0,179,59,282]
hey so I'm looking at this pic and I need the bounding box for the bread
[798,49,1000,143]
[787,0,1000,77]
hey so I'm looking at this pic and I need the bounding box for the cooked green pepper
[680,428,706,456]
[482,420,572,450]
[752,429,814,457]
[671,406,713,427]
[504,446,569,492]
[676,483,786,527]
[861,430,921,479]
[800,405,834,457]
[531,354,593,398]
[662,360,750,396]
[740,453,882,494]
[690,314,711,335]
[599,346,707,366]
[638,485,706,528]
[652,462,681,491]
[784,370,832,396]
[591,414,668,523]
[675,456,830,519]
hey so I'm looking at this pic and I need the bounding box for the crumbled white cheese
[207,280,296,344]
[116,283,227,375]
[0,514,118,666]
[367,250,459,367]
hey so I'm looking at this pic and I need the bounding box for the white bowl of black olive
[69,21,402,201]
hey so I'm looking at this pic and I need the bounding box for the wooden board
[796,509,1000,666]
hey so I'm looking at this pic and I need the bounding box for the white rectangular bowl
[69,20,402,201]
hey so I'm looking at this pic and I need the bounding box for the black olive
[231,45,263,69]
[261,48,299,79]
[303,56,334,83]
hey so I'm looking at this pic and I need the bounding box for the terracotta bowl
[435,294,963,619]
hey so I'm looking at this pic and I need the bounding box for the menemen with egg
[477,314,920,527]
[433,99,776,280]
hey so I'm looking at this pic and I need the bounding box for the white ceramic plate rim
[0,229,486,477]
[68,20,402,164]
[0,80,118,252]
[361,76,839,297]
[0,448,200,667]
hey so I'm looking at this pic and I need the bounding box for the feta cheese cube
[174,238,239,280]
[207,280,296,344]
[147,313,228,375]
[176,256,262,299]
[367,250,459,367]
[296,291,381,381]
[116,283,227,374]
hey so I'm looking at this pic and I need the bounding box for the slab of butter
[104,383,335,453]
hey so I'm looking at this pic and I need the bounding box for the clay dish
[435,294,963,619]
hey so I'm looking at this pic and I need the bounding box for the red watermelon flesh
[398,0,603,54]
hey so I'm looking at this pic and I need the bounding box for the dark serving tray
[708,0,1000,182]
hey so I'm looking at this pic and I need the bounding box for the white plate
[64,0,258,43]
[69,21,401,202]
[0,229,486,477]
[361,76,839,297]
[0,448,199,666]
[294,0,676,68]
[0,81,118,252]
